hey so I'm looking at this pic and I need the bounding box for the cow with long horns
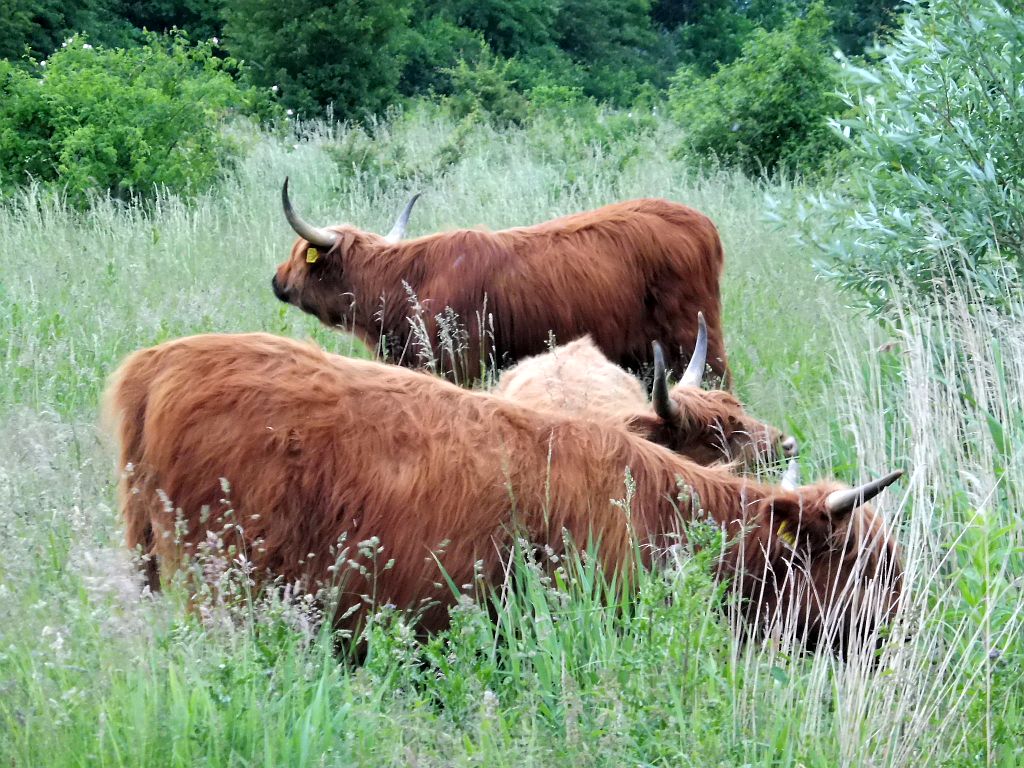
[272,181,731,383]
[104,332,904,654]
[497,312,798,467]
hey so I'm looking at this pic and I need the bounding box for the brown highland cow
[496,312,798,468]
[104,333,903,654]
[272,181,731,383]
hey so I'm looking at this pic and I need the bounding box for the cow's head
[734,460,905,656]
[646,313,797,467]
[271,178,419,326]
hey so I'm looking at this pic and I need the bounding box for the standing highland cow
[104,332,904,654]
[272,180,731,383]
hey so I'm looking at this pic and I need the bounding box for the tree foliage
[0,0,132,62]
[807,0,1024,314]
[116,0,223,41]
[668,3,842,176]
[222,0,411,119]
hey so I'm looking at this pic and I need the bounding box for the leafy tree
[222,0,411,118]
[825,0,902,53]
[669,2,842,175]
[554,0,661,102]
[0,0,132,63]
[442,49,531,125]
[807,0,1024,313]
[425,0,557,59]
[398,13,487,96]
[0,33,256,206]
[654,0,755,75]
[116,0,223,41]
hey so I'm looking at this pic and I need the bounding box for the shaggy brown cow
[103,333,904,654]
[272,180,731,384]
[496,313,797,468]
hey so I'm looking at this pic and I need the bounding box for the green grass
[1,107,1021,766]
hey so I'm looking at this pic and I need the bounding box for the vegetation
[222,0,412,119]
[668,3,843,176]
[804,0,1024,314]
[0,33,257,206]
[0,112,1021,765]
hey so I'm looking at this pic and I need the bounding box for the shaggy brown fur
[103,333,902,654]
[495,335,790,467]
[272,197,730,384]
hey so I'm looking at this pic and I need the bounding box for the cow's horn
[652,341,681,421]
[825,470,904,516]
[679,311,708,388]
[384,192,421,243]
[282,177,337,248]
[780,458,801,491]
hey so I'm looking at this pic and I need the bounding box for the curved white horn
[651,341,680,421]
[282,177,337,249]
[384,192,421,243]
[825,470,904,516]
[679,311,708,388]
[780,458,801,491]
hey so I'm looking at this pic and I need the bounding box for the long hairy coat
[495,335,791,467]
[272,198,730,383]
[104,333,902,653]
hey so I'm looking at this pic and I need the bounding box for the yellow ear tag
[777,521,797,547]
[306,247,319,264]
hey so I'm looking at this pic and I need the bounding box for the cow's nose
[781,436,798,458]
[271,274,289,302]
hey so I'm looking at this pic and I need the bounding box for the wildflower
[82,43,93,50]
[271,85,279,93]
[212,37,220,45]
[286,109,294,117]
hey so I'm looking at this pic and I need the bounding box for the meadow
[1,110,1021,766]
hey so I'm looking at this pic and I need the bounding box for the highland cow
[104,333,903,654]
[272,180,731,383]
[496,313,797,468]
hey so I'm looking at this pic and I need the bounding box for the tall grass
[0,107,1020,766]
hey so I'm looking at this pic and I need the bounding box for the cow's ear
[769,496,831,549]
[329,230,356,259]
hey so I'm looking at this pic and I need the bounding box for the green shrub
[398,14,488,97]
[0,33,256,206]
[668,3,843,176]
[222,0,411,119]
[0,0,135,63]
[805,0,1024,315]
[442,51,531,126]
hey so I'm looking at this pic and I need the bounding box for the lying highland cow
[272,180,731,383]
[104,332,904,654]
[496,313,797,468]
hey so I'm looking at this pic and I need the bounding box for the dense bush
[222,0,411,119]
[0,0,135,63]
[0,33,255,206]
[668,4,843,176]
[397,14,488,97]
[442,51,531,126]
[806,0,1024,314]
[118,0,223,41]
